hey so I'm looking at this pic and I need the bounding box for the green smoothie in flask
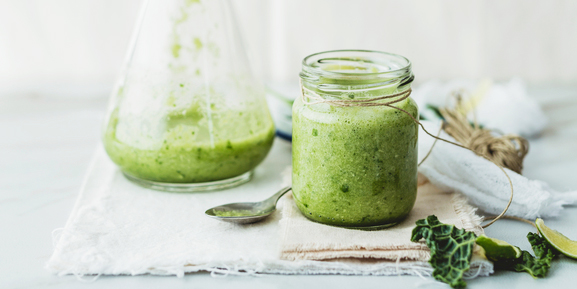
[102,0,274,191]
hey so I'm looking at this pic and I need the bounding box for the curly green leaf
[411,215,477,288]
[495,232,558,278]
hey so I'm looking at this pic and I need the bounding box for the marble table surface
[1,84,577,289]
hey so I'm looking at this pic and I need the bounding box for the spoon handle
[267,186,292,205]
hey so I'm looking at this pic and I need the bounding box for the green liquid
[103,108,274,184]
[213,209,263,217]
[292,93,418,227]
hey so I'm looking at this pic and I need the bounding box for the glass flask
[292,50,417,229]
[102,0,275,192]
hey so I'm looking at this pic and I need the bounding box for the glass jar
[102,0,275,192]
[292,50,418,228]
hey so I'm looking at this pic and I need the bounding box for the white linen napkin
[418,120,577,219]
[46,141,492,278]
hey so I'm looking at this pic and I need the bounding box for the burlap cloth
[280,177,487,264]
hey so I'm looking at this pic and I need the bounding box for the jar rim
[300,50,413,93]
[301,49,411,78]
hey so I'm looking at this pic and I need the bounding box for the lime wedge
[536,218,577,259]
[476,234,522,262]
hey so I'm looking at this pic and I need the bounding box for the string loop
[300,83,516,228]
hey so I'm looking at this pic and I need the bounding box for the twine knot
[440,106,529,175]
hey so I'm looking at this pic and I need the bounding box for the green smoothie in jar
[292,50,418,228]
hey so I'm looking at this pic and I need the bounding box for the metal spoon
[205,186,292,224]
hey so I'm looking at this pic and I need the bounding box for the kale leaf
[411,215,477,288]
[528,232,558,260]
[498,232,558,278]
[412,216,559,287]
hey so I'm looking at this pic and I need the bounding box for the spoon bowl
[205,186,291,224]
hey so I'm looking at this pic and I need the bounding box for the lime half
[476,234,522,262]
[536,218,577,259]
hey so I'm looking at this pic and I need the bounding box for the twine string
[483,215,537,228]
[418,124,442,167]
[300,83,515,228]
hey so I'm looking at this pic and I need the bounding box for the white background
[1,0,577,93]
